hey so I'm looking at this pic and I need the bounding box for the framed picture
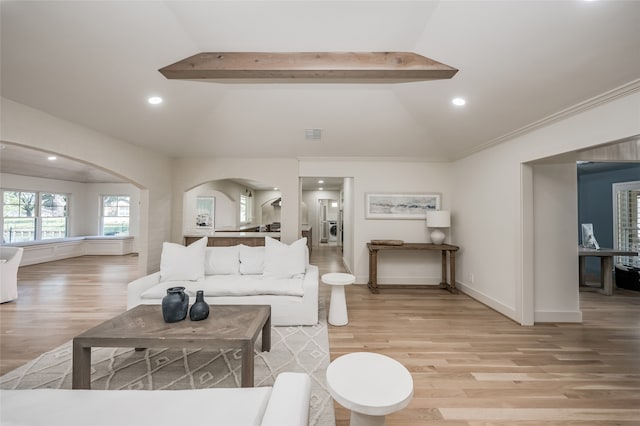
[365,193,441,219]
[195,196,215,228]
[581,223,600,249]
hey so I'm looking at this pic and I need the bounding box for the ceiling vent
[305,129,322,140]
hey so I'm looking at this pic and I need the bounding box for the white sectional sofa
[0,372,311,426]
[127,236,319,326]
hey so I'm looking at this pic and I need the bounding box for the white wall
[259,190,284,226]
[0,98,173,276]
[453,88,640,324]
[532,163,581,322]
[342,177,355,273]
[300,160,454,284]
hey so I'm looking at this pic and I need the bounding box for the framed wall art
[195,196,215,228]
[365,193,441,219]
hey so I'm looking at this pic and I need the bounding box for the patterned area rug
[1,307,335,426]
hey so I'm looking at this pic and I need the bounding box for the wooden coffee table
[72,304,270,389]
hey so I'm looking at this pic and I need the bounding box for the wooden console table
[367,242,460,294]
[578,247,638,295]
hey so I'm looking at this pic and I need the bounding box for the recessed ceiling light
[47,156,57,161]
[452,97,466,106]
[148,96,163,105]
[273,187,279,191]
[318,180,324,184]
[318,187,323,191]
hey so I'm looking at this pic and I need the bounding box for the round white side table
[321,272,355,326]
[326,352,414,426]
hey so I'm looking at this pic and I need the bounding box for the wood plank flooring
[2,245,639,425]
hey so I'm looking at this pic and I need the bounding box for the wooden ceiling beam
[159,52,458,82]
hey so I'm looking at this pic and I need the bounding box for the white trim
[456,282,519,323]
[612,180,640,266]
[534,310,583,323]
[520,164,535,326]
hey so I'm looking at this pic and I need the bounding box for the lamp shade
[426,210,450,228]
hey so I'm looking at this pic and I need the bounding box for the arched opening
[0,142,147,273]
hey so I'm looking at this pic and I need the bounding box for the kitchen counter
[184,232,280,247]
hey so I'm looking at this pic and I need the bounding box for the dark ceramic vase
[162,287,189,323]
[189,290,210,321]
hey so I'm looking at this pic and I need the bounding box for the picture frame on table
[581,223,600,249]
[365,193,441,219]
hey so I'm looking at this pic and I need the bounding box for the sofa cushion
[239,245,265,275]
[263,237,307,279]
[205,246,240,275]
[159,236,207,282]
[140,275,305,299]
[199,275,305,297]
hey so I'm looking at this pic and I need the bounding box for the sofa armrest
[261,372,311,426]
[303,264,319,291]
[127,271,161,309]
[303,264,319,323]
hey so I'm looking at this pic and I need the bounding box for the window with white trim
[101,195,130,236]
[239,194,253,224]
[613,181,640,268]
[2,190,68,243]
[40,193,68,240]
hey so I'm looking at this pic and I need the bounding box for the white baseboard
[457,282,583,324]
[456,281,519,323]
[534,310,582,323]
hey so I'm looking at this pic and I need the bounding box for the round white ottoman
[326,352,414,426]
[321,272,355,326]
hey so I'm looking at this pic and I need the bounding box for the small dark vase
[189,290,209,321]
[162,287,189,323]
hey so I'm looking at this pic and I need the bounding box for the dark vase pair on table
[162,287,209,323]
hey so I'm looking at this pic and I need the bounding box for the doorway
[319,198,339,245]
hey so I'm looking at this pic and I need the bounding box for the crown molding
[459,79,640,160]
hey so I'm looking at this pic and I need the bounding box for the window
[101,195,130,236]
[614,181,640,268]
[2,190,68,243]
[40,193,68,240]
[239,194,253,224]
[2,191,36,243]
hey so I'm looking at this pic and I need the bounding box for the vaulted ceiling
[1,1,639,168]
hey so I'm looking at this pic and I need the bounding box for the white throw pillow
[204,246,240,275]
[263,236,307,278]
[239,245,265,275]
[159,236,207,282]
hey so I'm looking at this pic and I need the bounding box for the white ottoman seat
[321,272,355,326]
[326,352,413,426]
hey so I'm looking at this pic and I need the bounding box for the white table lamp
[426,210,450,245]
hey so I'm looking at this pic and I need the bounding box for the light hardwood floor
[2,246,639,425]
